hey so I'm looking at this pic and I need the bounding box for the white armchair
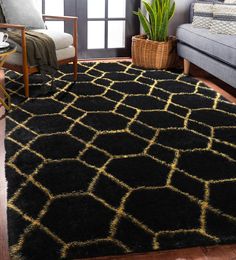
[0,15,78,97]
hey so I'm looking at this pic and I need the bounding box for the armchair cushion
[9,30,74,52]
[34,30,74,50]
[6,46,76,66]
[0,0,45,29]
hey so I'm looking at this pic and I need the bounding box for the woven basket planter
[132,35,177,69]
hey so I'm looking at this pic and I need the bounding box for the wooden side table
[0,42,17,110]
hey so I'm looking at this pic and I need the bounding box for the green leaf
[143,1,155,39]
[168,2,176,20]
[134,9,152,38]
[134,0,176,41]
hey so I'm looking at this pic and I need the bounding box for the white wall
[141,0,195,35]
[169,0,195,35]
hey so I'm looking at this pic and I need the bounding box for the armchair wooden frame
[0,15,78,97]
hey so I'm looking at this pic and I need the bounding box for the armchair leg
[73,57,78,82]
[23,70,29,97]
[184,59,190,75]
[21,28,30,97]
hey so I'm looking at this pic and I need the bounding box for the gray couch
[176,2,236,88]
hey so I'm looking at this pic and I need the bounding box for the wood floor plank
[0,114,9,259]
[85,247,207,260]
[0,70,10,260]
[230,245,236,256]
[190,65,236,104]
[202,245,236,259]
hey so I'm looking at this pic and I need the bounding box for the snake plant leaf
[135,0,176,42]
[155,0,162,41]
[142,1,155,39]
[152,0,157,13]
[134,9,152,38]
[168,2,176,20]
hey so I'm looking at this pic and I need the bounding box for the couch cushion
[192,2,214,29]
[177,23,236,67]
[10,30,73,52]
[190,1,225,23]
[210,4,236,35]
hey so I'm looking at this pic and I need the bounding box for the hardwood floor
[190,64,236,104]
[88,244,236,260]
[0,65,235,260]
[0,69,9,260]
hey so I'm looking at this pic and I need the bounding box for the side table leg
[0,83,11,110]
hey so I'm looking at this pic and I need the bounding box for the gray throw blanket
[8,30,58,93]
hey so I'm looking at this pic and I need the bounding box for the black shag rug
[5,62,236,260]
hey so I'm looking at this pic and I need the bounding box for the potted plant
[132,0,176,69]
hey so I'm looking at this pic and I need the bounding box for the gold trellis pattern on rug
[5,62,236,259]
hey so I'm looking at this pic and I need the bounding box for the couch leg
[184,59,190,75]
[23,72,29,98]
[73,57,78,82]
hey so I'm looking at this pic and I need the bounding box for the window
[65,0,140,59]
[87,0,126,50]
[41,0,64,32]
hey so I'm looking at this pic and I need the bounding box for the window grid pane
[108,20,126,48]
[86,0,127,50]
[44,0,64,32]
[88,0,105,18]
[45,0,64,15]
[87,21,105,49]
[108,0,126,18]
[45,21,64,32]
